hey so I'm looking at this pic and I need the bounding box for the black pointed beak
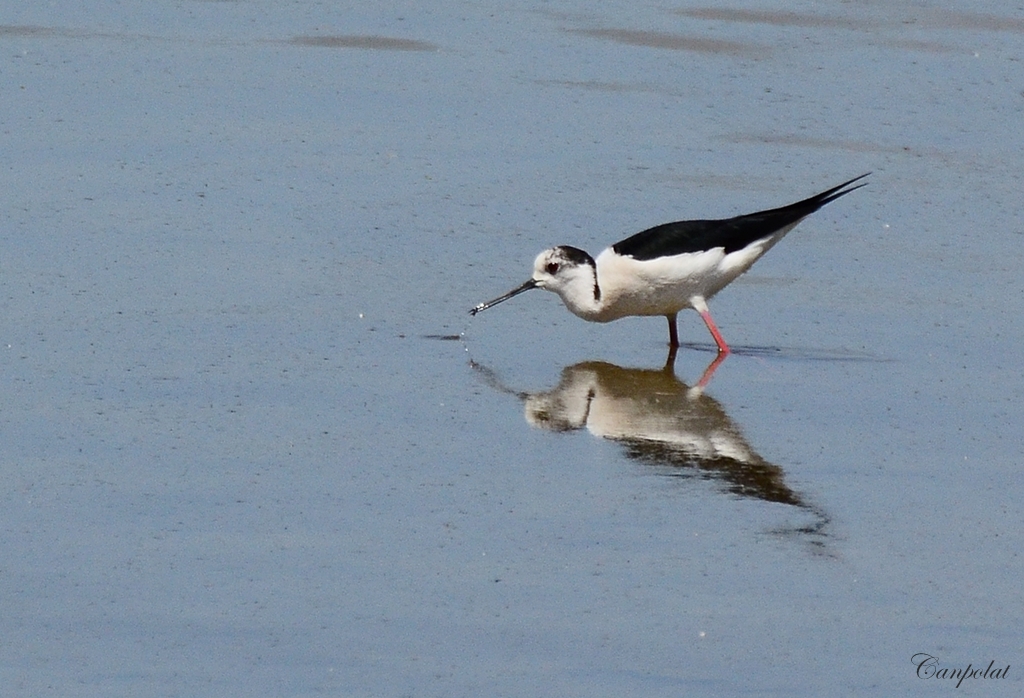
[469,279,538,315]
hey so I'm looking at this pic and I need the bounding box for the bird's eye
[546,262,559,274]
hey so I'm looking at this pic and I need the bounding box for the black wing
[612,174,868,261]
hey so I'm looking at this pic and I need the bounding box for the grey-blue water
[2,2,1022,695]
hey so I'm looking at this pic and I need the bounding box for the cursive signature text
[912,654,1010,689]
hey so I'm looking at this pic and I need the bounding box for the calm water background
[2,1,1023,696]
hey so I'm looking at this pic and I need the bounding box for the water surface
[1,1,1022,695]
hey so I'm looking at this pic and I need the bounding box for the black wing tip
[772,173,869,218]
[815,172,870,205]
[839,172,871,187]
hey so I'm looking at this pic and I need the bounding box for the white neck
[551,264,604,320]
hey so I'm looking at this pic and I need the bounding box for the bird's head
[469,245,599,316]
[530,246,597,296]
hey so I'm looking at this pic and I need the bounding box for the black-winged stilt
[470,174,867,354]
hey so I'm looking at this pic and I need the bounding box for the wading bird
[470,174,867,354]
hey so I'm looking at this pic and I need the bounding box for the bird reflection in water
[472,354,831,551]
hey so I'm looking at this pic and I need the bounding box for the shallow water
[2,1,1023,695]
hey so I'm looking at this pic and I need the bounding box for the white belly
[593,241,769,319]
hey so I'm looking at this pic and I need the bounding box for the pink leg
[695,351,728,390]
[692,297,730,354]
[698,308,730,354]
